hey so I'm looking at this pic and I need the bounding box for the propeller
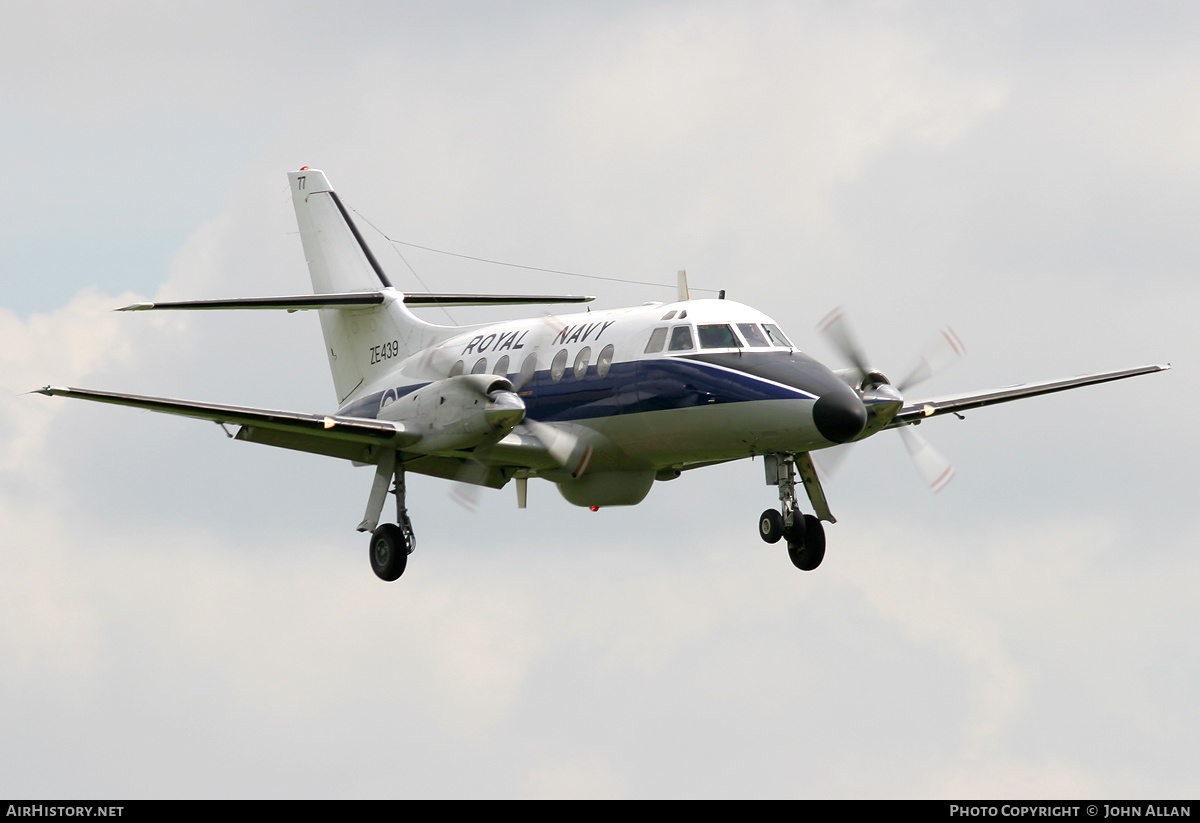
[449,346,583,510]
[816,307,965,492]
[449,310,591,510]
[817,307,873,382]
[897,326,966,392]
[897,425,956,492]
[449,376,528,511]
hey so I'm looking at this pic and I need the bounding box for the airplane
[38,168,1170,581]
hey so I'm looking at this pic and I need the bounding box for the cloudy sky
[1,1,1196,799]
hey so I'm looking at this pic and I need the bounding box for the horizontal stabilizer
[116,292,593,312]
[117,293,387,312]
[402,293,594,307]
[891,364,1170,425]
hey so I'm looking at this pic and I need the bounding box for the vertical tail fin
[289,169,392,292]
[288,168,442,407]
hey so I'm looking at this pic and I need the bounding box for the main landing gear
[370,521,411,581]
[359,450,415,582]
[759,453,831,571]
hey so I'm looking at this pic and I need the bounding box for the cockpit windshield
[736,323,770,347]
[697,324,739,349]
[762,323,793,348]
[643,316,796,354]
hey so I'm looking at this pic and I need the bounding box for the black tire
[788,515,826,571]
[784,515,806,548]
[370,523,409,581]
[759,509,784,544]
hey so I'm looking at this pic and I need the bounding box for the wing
[37,385,575,472]
[889,364,1170,426]
[38,386,421,463]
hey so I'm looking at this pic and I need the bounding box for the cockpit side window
[697,324,738,349]
[762,323,793,348]
[668,325,694,351]
[644,327,668,354]
[737,323,770,347]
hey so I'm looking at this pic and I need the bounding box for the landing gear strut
[359,450,415,582]
[760,453,831,571]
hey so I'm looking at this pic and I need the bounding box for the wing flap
[235,426,388,463]
[890,364,1170,426]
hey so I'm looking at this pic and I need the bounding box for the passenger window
[668,325,694,351]
[762,324,793,348]
[471,358,488,374]
[573,347,591,380]
[493,355,510,376]
[596,344,615,378]
[517,353,538,388]
[737,323,770,347]
[698,324,738,349]
[644,327,668,353]
[449,360,464,377]
[550,349,568,382]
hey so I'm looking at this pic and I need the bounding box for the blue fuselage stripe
[339,355,822,422]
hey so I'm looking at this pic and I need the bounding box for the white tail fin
[289,169,392,293]
[288,168,445,406]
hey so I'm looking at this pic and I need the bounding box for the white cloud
[1,0,1196,799]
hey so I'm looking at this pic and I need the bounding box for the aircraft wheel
[758,509,784,544]
[370,523,409,582]
[788,515,826,571]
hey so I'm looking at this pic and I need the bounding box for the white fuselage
[338,296,864,481]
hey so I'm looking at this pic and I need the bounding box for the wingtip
[115,302,153,312]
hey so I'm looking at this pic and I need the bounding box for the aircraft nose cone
[813,389,867,443]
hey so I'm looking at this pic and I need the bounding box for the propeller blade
[512,352,539,391]
[897,425,955,492]
[817,307,871,379]
[449,482,481,511]
[506,310,567,391]
[521,419,583,470]
[810,442,855,479]
[449,458,490,511]
[897,326,966,392]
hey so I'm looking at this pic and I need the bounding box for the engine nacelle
[379,374,525,453]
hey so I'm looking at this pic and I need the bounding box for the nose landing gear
[786,514,825,571]
[760,453,832,571]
